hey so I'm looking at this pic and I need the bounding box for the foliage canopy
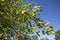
[55,30,60,40]
[0,0,54,40]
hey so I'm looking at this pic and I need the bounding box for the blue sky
[25,0,60,40]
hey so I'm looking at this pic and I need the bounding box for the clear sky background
[25,0,60,40]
